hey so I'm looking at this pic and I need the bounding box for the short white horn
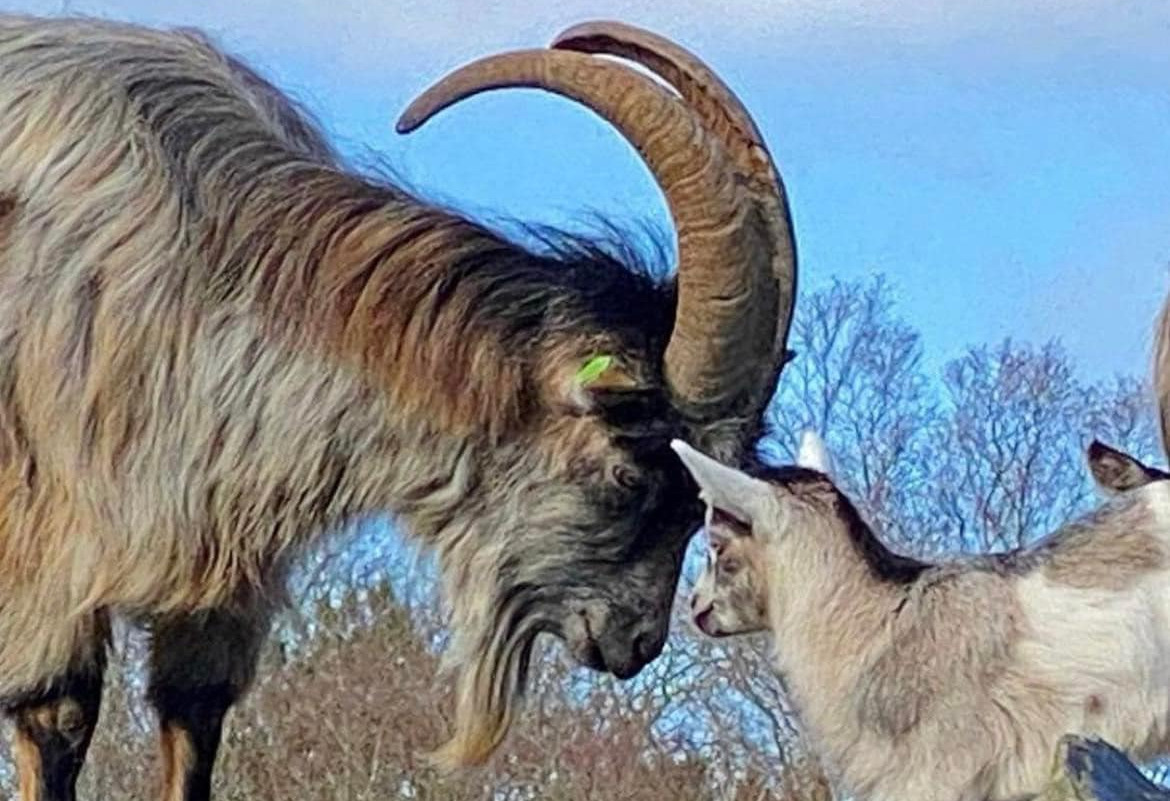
[797,430,833,476]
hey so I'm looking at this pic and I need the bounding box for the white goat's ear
[670,440,771,525]
[797,430,833,476]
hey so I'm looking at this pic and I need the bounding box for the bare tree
[925,341,1159,553]
[766,277,936,549]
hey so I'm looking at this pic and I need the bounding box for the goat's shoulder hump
[1029,486,1169,591]
[1139,479,1170,530]
[858,563,1018,737]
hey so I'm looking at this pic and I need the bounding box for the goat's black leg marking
[3,634,107,801]
[147,605,269,801]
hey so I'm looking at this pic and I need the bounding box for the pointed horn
[397,47,776,419]
[552,21,797,402]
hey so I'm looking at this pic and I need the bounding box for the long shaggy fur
[0,13,706,767]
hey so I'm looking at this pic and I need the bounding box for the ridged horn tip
[394,115,420,134]
[549,20,624,48]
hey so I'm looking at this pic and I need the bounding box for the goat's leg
[2,613,109,801]
[147,604,270,801]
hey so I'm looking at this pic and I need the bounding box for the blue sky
[14,0,1170,380]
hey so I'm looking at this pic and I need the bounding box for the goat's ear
[796,430,834,477]
[1087,439,1165,494]
[671,440,771,526]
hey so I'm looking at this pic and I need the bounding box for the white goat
[674,432,1170,801]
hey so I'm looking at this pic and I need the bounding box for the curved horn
[552,21,797,395]
[397,48,777,417]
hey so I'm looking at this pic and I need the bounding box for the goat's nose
[634,630,656,664]
[630,619,667,666]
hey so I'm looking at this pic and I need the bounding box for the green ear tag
[575,354,614,387]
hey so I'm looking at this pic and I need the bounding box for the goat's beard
[429,587,548,770]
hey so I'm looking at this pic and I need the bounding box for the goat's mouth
[563,609,646,678]
[571,638,608,672]
[565,610,608,672]
[692,605,726,638]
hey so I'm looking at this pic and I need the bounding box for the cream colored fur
[674,439,1170,801]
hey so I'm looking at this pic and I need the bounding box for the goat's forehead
[703,528,750,556]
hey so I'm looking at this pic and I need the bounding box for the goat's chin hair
[429,599,544,771]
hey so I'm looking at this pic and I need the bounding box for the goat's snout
[692,601,717,636]
[570,605,666,680]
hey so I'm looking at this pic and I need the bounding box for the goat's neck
[280,183,532,441]
[765,519,903,714]
[195,167,528,542]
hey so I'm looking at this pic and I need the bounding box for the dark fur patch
[149,680,239,801]
[1022,492,1166,590]
[3,659,105,801]
[1087,439,1170,493]
[750,464,931,584]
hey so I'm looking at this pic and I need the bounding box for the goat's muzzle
[567,605,666,680]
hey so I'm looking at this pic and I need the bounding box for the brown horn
[396,48,777,418]
[552,21,797,397]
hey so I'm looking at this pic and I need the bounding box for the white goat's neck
[764,510,906,734]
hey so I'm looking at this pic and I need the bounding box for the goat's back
[0,15,384,618]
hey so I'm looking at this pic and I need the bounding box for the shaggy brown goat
[0,15,796,801]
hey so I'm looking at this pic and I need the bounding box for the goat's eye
[719,558,741,576]
[612,464,642,491]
